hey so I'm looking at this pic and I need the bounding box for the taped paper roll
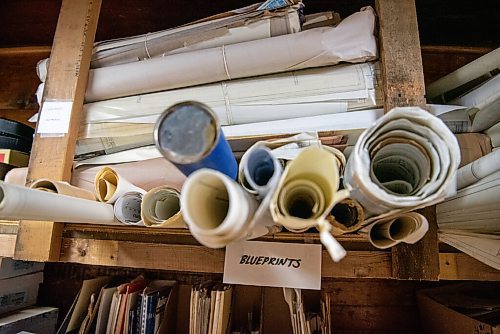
[327,198,364,235]
[30,179,96,200]
[94,166,146,203]
[181,169,258,248]
[0,181,115,225]
[141,186,185,228]
[238,144,283,198]
[457,149,500,189]
[362,212,429,249]
[344,107,460,219]
[114,191,144,225]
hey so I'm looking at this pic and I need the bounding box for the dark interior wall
[1,0,499,48]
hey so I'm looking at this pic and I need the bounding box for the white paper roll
[94,166,146,203]
[141,186,185,228]
[0,181,115,225]
[457,149,500,189]
[181,169,258,248]
[362,212,429,249]
[113,191,144,225]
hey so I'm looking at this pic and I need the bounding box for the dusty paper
[180,169,259,248]
[343,107,460,219]
[141,186,185,228]
[0,181,115,225]
[84,7,377,102]
[94,167,146,203]
[360,212,429,249]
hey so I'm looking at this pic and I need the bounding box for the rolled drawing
[180,169,258,248]
[94,166,146,204]
[270,146,350,262]
[0,181,115,225]
[362,212,429,249]
[30,178,95,200]
[141,186,185,228]
[114,191,144,225]
[457,149,500,189]
[326,198,364,235]
[238,144,283,198]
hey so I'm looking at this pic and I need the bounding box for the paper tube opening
[184,173,230,230]
[279,181,323,220]
[330,202,358,228]
[31,180,58,193]
[245,148,276,187]
[114,192,143,224]
[154,196,180,220]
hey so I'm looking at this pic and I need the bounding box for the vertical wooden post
[375,0,440,280]
[14,0,101,262]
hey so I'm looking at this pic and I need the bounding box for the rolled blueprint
[84,7,377,102]
[327,198,364,236]
[362,212,429,249]
[141,186,185,228]
[113,191,144,225]
[238,144,283,198]
[344,107,460,219]
[270,146,350,262]
[180,169,258,248]
[30,178,95,200]
[0,181,115,224]
[94,166,146,203]
[457,149,500,189]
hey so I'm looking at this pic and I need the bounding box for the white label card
[223,241,322,290]
[37,101,73,135]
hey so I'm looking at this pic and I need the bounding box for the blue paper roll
[154,101,238,179]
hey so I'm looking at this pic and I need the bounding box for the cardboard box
[417,283,500,334]
[0,257,45,280]
[0,306,58,334]
[0,272,43,315]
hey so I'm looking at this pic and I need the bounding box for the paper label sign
[37,101,73,136]
[223,241,322,290]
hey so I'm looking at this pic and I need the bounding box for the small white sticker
[223,241,322,290]
[37,101,73,136]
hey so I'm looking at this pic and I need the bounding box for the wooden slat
[14,0,101,262]
[0,234,16,257]
[376,0,439,280]
[439,253,500,281]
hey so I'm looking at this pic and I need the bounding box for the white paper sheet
[457,149,500,189]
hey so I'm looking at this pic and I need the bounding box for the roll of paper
[327,198,364,236]
[114,191,144,225]
[180,169,258,248]
[30,178,95,200]
[141,186,185,228]
[362,212,429,249]
[344,107,460,220]
[457,149,500,189]
[94,166,146,203]
[0,181,115,224]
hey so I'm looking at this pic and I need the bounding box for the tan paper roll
[141,186,185,228]
[327,198,364,236]
[94,167,146,203]
[30,179,95,200]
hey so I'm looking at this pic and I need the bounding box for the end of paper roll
[318,220,346,262]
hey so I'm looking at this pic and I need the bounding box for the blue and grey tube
[154,101,238,179]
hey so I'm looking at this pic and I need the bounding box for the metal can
[154,101,238,179]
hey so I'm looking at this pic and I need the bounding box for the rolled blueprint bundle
[326,198,365,236]
[270,147,350,261]
[362,212,429,249]
[141,186,185,228]
[30,178,95,200]
[457,149,500,189]
[84,7,377,102]
[154,101,237,179]
[0,181,115,224]
[238,144,283,198]
[181,169,258,248]
[344,107,460,218]
[94,166,146,203]
[114,191,144,225]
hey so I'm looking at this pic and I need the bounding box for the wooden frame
[8,0,500,280]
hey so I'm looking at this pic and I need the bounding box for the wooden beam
[439,253,500,281]
[14,0,101,262]
[376,0,439,280]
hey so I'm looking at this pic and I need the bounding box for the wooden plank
[322,251,392,278]
[15,0,101,262]
[376,0,439,280]
[439,253,500,281]
[0,234,16,257]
